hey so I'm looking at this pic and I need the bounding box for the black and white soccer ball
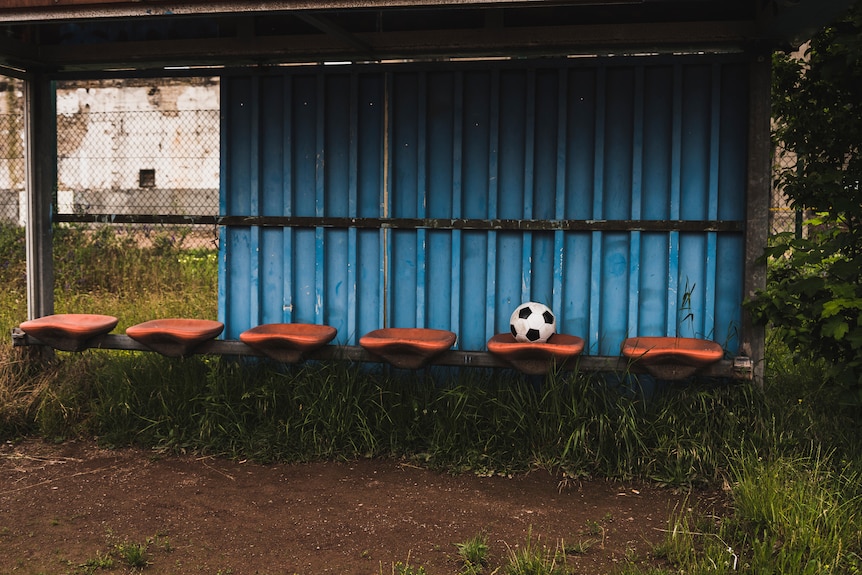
[509,301,556,343]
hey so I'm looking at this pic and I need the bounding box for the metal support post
[743,53,772,385]
[24,73,57,321]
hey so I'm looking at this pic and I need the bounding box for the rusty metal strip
[52,213,744,232]
[53,214,219,225]
[216,215,744,232]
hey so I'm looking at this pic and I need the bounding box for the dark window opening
[139,169,156,188]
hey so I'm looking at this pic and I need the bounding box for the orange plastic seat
[620,336,724,380]
[359,328,457,369]
[240,323,337,363]
[125,318,224,357]
[487,333,585,375]
[19,313,119,352]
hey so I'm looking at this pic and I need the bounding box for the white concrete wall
[55,77,220,194]
[0,77,25,222]
[1,76,220,224]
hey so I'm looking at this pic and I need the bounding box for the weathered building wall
[56,77,220,217]
[0,77,24,222]
[0,76,220,224]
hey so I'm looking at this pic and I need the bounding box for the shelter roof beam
[29,20,755,72]
[296,12,375,57]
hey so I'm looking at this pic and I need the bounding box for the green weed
[731,454,862,574]
[456,533,490,574]
[561,538,594,555]
[115,540,148,568]
[78,550,114,573]
[503,531,568,575]
[380,555,428,575]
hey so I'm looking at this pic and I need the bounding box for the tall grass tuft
[52,224,218,327]
[731,454,862,574]
[644,341,862,575]
[0,223,218,442]
[0,347,43,438]
[503,529,569,575]
[656,453,862,575]
[0,224,27,338]
[75,352,790,485]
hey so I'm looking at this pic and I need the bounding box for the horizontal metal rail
[11,329,753,380]
[54,214,219,226]
[54,213,745,233]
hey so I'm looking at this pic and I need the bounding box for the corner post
[743,52,772,385]
[24,72,57,320]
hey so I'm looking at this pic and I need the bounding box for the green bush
[752,6,862,402]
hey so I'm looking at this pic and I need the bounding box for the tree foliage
[751,2,862,399]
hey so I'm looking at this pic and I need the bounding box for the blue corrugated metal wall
[220,56,748,355]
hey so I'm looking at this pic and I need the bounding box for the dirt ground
[0,438,722,575]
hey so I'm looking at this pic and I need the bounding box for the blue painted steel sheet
[219,56,748,355]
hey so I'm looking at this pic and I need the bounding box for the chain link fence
[0,76,220,250]
[0,77,25,225]
[771,142,806,237]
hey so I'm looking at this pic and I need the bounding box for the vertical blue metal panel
[674,65,712,340]
[323,52,350,343]
[666,65,684,337]
[713,62,748,352]
[597,68,635,354]
[220,76,254,335]
[636,66,673,338]
[457,71,492,350]
[425,72,455,333]
[565,67,597,221]
[703,64,722,341]
[258,77,285,326]
[715,234,744,349]
[588,66,606,352]
[292,75,320,327]
[390,73,418,329]
[638,232,670,336]
[552,69,568,327]
[356,74,384,342]
[220,55,750,356]
[484,70,500,340]
[496,70,525,335]
[562,67,596,348]
[531,70,557,309]
[627,68,644,338]
[415,74,428,329]
[280,77,294,325]
[449,71,464,338]
[718,63,749,221]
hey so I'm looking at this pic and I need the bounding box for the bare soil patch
[0,438,719,574]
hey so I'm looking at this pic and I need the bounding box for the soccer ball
[509,301,556,343]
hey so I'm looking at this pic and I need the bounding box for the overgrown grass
[653,454,862,574]
[0,222,217,438]
[2,223,862,573]
[0,223,216,335]
[62,352,794,482]
[643,341,862,575]
[503,530,569,575]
